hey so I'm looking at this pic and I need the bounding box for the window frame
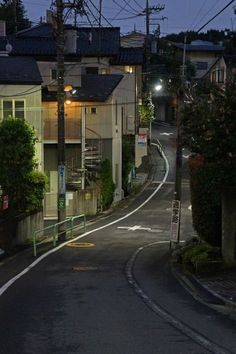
[1,99,26,120]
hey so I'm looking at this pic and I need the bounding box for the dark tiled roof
[43,74,123,102]
[16,23,54,37]
[0,24,120,57]
[173,42,224,52]
[77,27,120,56]
[110,47,143,65]
[0,56,42,84]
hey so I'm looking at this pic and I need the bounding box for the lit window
[85,107,97,115]
[2,100,25,119]
[101,68,108,75]
[124,65,133,74]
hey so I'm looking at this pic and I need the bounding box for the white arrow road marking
[159,132,173,136]
[117,225,162,233]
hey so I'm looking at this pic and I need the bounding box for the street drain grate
[67,242,95,248]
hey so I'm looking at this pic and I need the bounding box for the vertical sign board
[58,165,66,210]
[170,199,181,243]
[58,165,66,194]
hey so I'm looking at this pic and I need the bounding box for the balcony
[44,118,81,141]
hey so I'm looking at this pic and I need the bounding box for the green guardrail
[33,214,86,257]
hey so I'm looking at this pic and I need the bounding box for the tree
[100,159,115,210]
[181,81,236,246]
[139,94,155,127]
[0,118,46,215]
[0,0,31,34]
[181,81,236,164]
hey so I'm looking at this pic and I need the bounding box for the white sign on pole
[170,200,181,242]
[58,165,66,194]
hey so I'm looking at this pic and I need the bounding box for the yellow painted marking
[67,242,95,248]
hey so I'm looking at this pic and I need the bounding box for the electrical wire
[86,0,114,27]
[188,0,209,31]
[196,0,236,33]
[192,0,222,31]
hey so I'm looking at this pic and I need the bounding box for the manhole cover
[73,266,98,271]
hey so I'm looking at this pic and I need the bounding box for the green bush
[0,118,47,215]
[182,243,221,273]
[101,159,115,210]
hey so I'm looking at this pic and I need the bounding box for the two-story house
[206,55,236,87]
[0,55,43,170]
[0,21,143,217]
[172,40,225,79]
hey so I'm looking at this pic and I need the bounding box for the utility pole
[56,0,66,240]
[12,0,17,34]
[144,2,165,95]
[173,34,187,244]
[54,0,85,240]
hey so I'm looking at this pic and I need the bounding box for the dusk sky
[23,0,236,35]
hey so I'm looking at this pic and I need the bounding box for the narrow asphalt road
[0,123,236,354]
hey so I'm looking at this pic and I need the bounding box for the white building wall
[0,84,43,170]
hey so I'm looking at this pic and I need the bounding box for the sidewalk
[171,260,236,311]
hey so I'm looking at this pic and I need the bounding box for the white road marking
[125,241,229,354]
[117,225,162,233]
[0,142,169,297]
[159,132,173,136]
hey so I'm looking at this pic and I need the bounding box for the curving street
[0,123,236,354]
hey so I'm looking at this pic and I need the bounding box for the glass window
[101,68,108,75]
[2,100,25,119]
[91,107,97,114]
[86,67,98,75]
[51,69,57,80]
[3,100,13,119]
[217,69,224,83]
[15,101,25,119]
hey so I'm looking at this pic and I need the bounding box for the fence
[33,214,86,257]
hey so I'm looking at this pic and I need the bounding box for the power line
[197,0,236,33]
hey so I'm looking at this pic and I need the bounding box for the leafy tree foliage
[122,136,134,196]
[181,81,236,164]
[181,81,236,246]
[100,159,115,210]
[163,29,230,44]
[0,118,46,215]
[139,94,155,126]
[0,0,31,34]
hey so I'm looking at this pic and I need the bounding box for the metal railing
[33,214,86,257]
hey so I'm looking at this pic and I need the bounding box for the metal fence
[33,214,86,257]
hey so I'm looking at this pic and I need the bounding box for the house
[0,55,43,170]
[0,21,144,217]
[206,55,236,87]
[172,40,225,79]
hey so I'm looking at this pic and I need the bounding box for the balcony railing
[44,118,81,140]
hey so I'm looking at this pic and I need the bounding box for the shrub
[182,242,221,273]
[101,159,115,210]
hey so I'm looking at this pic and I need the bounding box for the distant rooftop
[0,56,42,84]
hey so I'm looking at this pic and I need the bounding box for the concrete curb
[171,260,236,312]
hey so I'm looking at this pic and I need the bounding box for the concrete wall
[15,211,44,245]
